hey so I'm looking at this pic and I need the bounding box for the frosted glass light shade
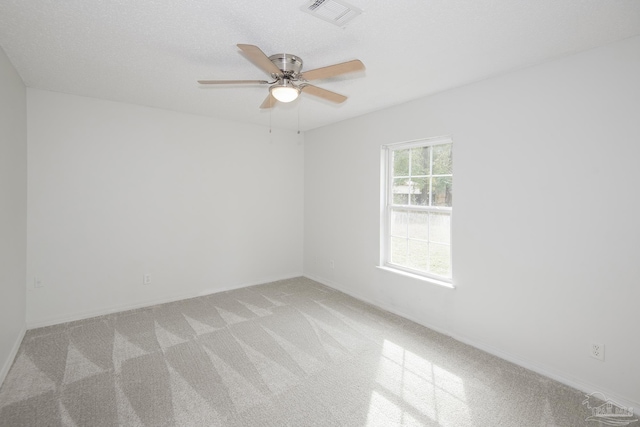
[270,84,300,103]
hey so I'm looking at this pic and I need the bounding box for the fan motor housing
[269,53,303,76]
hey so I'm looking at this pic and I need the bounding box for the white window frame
[380,136,453,287]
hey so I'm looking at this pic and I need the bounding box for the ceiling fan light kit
[270,81,300,103]
[198,44,365,109]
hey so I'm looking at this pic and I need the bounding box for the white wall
[0,47,27,384]
[304,36,640,408]
[27,89,303,326]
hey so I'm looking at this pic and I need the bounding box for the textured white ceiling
[1,0,639,131]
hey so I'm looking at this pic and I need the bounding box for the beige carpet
[0,277,597,426]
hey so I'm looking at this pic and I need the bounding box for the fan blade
[260,93,277,109]
[301,85,347,104]
[301,60,365,81]
[198,80,269,85]
[237,44,282,76]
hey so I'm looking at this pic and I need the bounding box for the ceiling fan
[198,44,365,109]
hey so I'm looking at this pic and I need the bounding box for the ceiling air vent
[301,0,363,27]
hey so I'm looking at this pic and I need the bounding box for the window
[381,136,453,284]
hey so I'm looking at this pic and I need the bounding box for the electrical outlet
[591,343,605,361]
[143,274,151,285]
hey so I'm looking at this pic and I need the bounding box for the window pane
[411,146,430,176]
[432,176,452,207]
[385,139,452,280]
[393,193,408,205]
[393,149,409,177]
[429,243,451,276]
[407,240,428,272]
[432,144,452,174]
[408,211,428,240]
[390,237,408,265]
[429,213,450,244]
[392,178,409,204]
[409,178,429,206]
[391,210,408,237]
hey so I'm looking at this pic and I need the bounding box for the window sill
[376,266,455,289]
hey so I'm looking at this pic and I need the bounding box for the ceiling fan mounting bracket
[269,53,303,78]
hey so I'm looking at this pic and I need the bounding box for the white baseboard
[451,333,640,416]
[26,272,303,330]
[0,326,26,388]
[304,273,453,337]
[304,273,640,416]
